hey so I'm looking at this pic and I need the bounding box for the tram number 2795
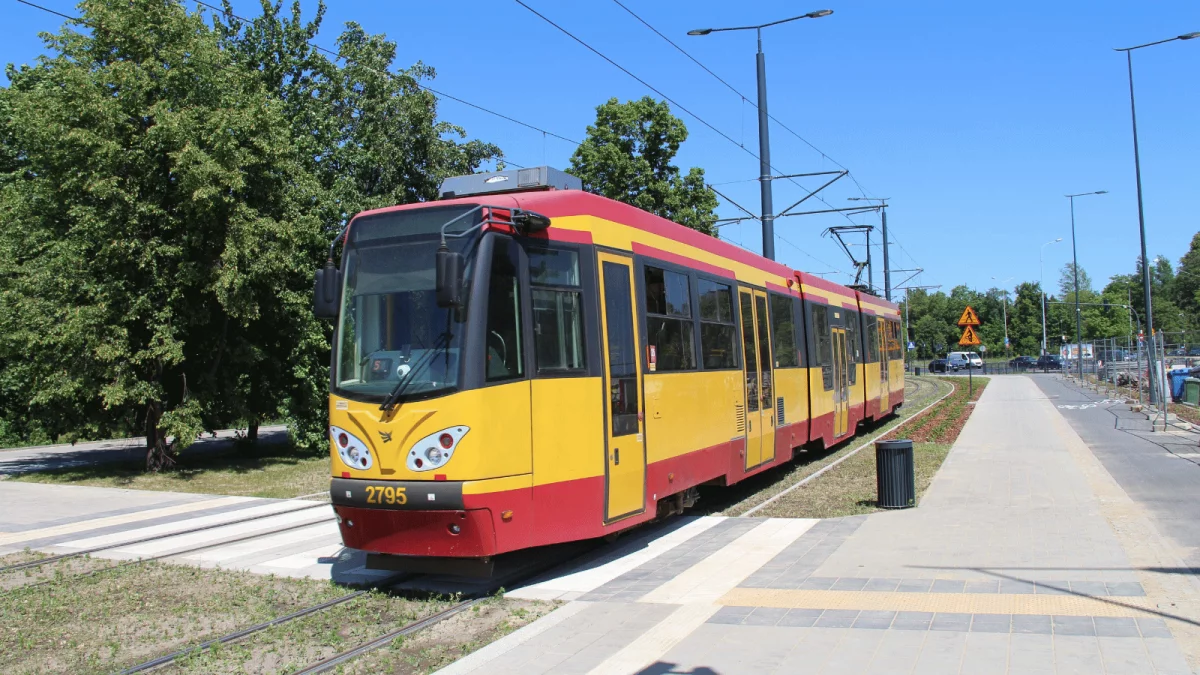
[365,485,407,505]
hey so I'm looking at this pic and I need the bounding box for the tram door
[598,253,647,522]
[877,317,890,411]
[739,289,776,470]
[832,326,850,437]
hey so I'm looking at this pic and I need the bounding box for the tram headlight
[330,425,374,471]
[407,426,469,472]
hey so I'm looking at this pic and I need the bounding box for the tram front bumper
[333,504,498,558]
[329,477,501,557]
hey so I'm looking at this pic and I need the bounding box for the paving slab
[437,376,1198,674]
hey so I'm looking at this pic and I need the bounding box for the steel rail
[117,572,412,674]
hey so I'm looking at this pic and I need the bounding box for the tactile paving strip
[720,588,1159,617]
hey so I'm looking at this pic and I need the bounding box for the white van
[948,351,983,369]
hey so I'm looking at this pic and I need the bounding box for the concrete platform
[439,376,1200,674]
[0,481,387,585]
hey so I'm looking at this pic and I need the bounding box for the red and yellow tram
[315,167,903,573]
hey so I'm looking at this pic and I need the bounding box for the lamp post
[1040,238,1063,355]
[848,197,891,300]
[1115,31,1198,403]
[1066,191,1107,379]
[689,9,833,261]
[991,276,1014,351]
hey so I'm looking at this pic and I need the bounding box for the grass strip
[9,443,330,499]
[751,377,989,519]
[711,376,953,517]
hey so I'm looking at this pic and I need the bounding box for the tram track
[113,537,600,675]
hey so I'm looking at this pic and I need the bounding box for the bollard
[876,439,916,508]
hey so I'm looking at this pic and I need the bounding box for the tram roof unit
[353,166,870,308]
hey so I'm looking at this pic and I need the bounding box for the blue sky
[5,0,1198,299]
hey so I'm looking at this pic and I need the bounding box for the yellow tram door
[877,318,890,411]
[597,252,647,522]
[738,289,775,470]
[832,327,850,436]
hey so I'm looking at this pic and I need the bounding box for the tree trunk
[144,401,175,472]
[248,419,259,443]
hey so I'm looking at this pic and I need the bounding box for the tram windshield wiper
[379,331,451,412]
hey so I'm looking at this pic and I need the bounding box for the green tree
[212,1,502,450]
[0,0,323,466]
[570,97,718,235]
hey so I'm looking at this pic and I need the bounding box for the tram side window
[485,238,524,382]
[698,279,737,369]
[644,266,696,371]
[873,317,883,362]
[888,320,902,361]
[529,248,585,373]
[845,310,858,385]
[813,304,833,390]
[769,293,799,368]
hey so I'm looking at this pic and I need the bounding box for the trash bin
[876,439,915,509]
[1185,378,1200,406]
[914,367,921,376]
[1168,369,1190,402]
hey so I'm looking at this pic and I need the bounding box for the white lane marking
[506,517,725,600]
[259,541,345,570]
[585,603,719,675]
[59,499,308,549]
[640,518,817,605]
[0,496,255,547]
[109,508,329,556]
[183,522,339,563]
[432,601,593,675]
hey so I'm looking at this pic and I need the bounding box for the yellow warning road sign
[957,306,981,327]
[958,325,982,346]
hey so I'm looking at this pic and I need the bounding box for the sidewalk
[440,376,1199,674]
[0,425,288,475]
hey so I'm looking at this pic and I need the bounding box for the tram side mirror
[436,245,464,308]
[512,210,551,234]
[313,262,342,321]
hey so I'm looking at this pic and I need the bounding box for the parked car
[1189,347,1200,357]
[1035,355,1064,370]
[928,358,949,373]
[1009,356,1038,369]
[946,353,969,371]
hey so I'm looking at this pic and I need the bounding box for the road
[1032,373,1200,571]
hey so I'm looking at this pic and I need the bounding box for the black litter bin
[876,439,915,509]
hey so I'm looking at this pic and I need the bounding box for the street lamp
[1066,190,1107,379]
[1115,31,1198,403]
[991,276,1014,350]
[689,9,833,261]
[1040,238,1063,355]
[849,197,891,300]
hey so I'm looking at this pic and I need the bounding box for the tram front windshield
[334,206,480,402]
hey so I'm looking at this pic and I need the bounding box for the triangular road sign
[958,325,982,346]
[957,306,981,327]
